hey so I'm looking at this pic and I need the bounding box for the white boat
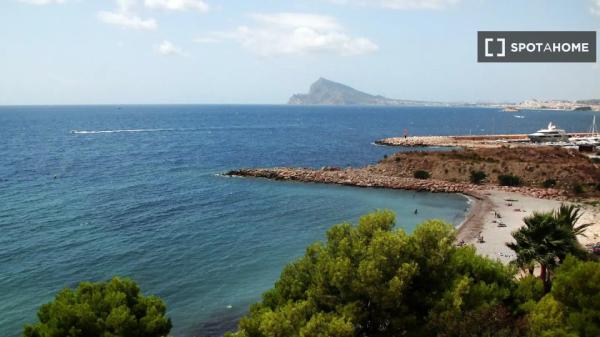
[570,116,600,146]
[528,122,568,143]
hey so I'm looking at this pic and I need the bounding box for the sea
[0,105,597,337]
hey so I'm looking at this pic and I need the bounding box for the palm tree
[507,212,558,291]
[506,204,591,292]
[553,204,591,262]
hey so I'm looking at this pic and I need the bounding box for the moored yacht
[570,116,600,146]
[528,122,568,143]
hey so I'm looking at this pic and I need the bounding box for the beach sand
[458,190,600,264]
[578,205,600,246]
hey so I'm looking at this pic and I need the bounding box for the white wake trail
[70,128,176,134]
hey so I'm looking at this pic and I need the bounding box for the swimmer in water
[414,209,418,215]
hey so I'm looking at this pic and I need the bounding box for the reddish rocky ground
[375,146,600,196]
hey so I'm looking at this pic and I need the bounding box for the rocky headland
[226,147,600,199]
[288,78,435,106]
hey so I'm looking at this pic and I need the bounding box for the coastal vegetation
[507,205,592,291]
[22,210,598,337]
[22,277,171,337]
[469,170,487,184]
[574,183,585,195]
[543,179,557,188]
[498,174,523,187]
[226,211,519,337]
[527,256,600,337]
[225,210,600,337]
[413,170,430,179]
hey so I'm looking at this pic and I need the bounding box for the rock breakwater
[374,135,529,148]
[225,167,565,200]
[375,133,596,148]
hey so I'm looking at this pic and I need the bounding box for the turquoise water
[1,105,596,336]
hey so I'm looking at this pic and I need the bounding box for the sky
[0,0,599,105]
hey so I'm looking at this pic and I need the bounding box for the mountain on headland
[288,78,432,106]
[287,78,600,110]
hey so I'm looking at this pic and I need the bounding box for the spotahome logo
[478,31,596,62]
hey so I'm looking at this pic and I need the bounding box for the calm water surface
[0,105,595,336]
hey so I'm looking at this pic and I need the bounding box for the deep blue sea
[1,105,597,337]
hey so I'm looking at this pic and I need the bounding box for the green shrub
[543,179,557,188]
[514,275,545,313]
[470,170,487,184]
[23,277,171,337]
[414,170,430,179]
[498,174,522,187]
[573,184,585,194]
[226,211,517,337]
[528,257,600,336]
[429,305,527,337]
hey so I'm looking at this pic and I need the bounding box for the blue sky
[1,0,599,105]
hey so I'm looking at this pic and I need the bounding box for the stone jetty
[226,167,566,200]
[375,133,595,148]
[374,135,528,148]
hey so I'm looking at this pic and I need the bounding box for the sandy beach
[459,190,600,264]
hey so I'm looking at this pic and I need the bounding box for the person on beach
[478,231,485,243]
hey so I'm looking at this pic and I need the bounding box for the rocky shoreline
[225,167,566,200]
